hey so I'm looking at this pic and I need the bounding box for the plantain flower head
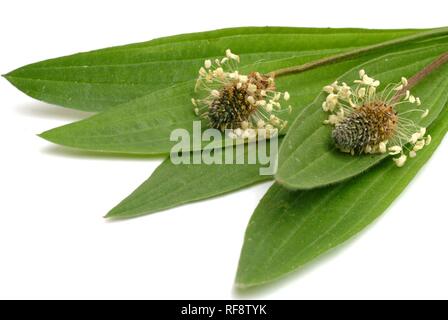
[192,49,291,139]
[322,70,431,167]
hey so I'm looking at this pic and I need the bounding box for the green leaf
[276,43,448,190]
[106,140,280,219]
[38,35,448,155]
[102,34,447,221]
[235,107,447,289]
[4,27,419,111]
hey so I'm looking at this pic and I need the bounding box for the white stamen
[388,145,402,155]
[323,85,334,93]
[356,74,379,87]
[393,154,407,167]
[225,49,239,62]
[211,90,220,98]
[246,96,255,104]
[238,75,248,83]
[421,109,429,118]
[419,127,426,138]
[284,92,290,101]
[401,77,408,86]
[214,67,224,78]
[413,140,425,151]
[338,84,351,99]
[357,87,366,98]
[270,115,280,125]
[409,132,420,144]
[426,135,432,145]
[228,71,239,79]
[359,69,365,78]
[326,114,340,125]
[204,60,212,69]
[379,141,387,153]
[247,84,257,94]
[246,129,256,140]
[405,90,410,100]
[325,94,338,111]
[331,81,339,89]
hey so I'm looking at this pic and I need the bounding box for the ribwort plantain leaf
[236,106,447,289]
[4,27,419,112]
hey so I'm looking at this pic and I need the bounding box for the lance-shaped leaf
[276,44,448,189]
[236,107,447,289]
[38,37,448,155]
[106,157,269,219]
[106,140,281,219]
[4,27,420,111]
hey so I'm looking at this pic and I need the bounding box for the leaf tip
[104,203,138,220]
[234,276,271,291]
[38,129,72,152]
[2,72,14,83]
[104,209,120,219]
[37,130,54,142]
[233,281,251,290]
[37,126,71,146]
[2,66,23,80]
[234,267,263,290]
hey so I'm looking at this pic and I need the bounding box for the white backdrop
[0,0,447,299]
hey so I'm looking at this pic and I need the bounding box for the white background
[1,0,447,300]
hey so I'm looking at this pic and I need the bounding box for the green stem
[270,27,448,78]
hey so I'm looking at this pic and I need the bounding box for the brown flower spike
[322,70,431,167]
[192,49,291,140]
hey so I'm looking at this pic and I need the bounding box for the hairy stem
[269,27,448,78]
